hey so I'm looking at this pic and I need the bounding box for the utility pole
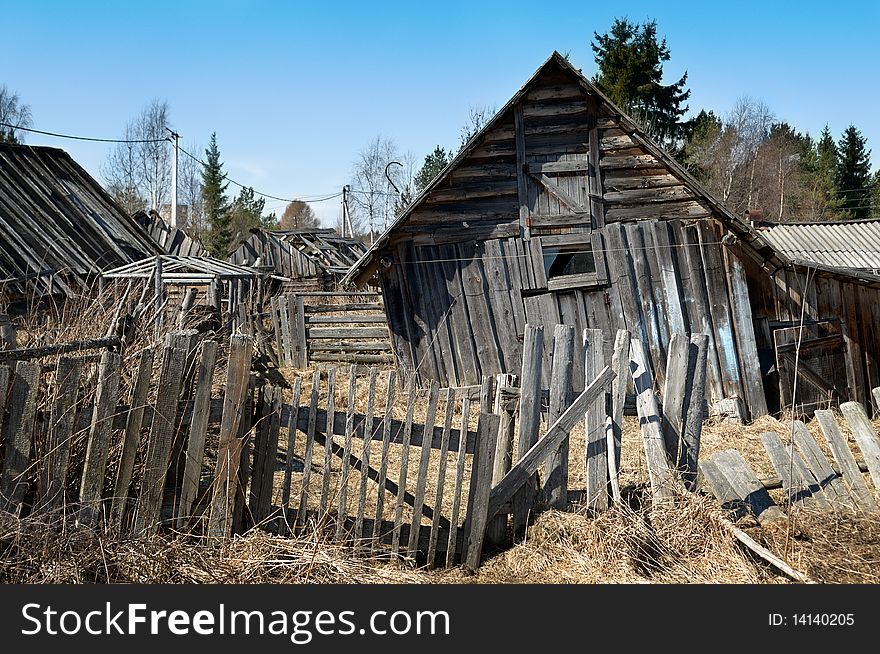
[166,127,180,227]
[342,185,353,238]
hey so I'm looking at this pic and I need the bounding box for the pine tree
[837,125,872,219]
[227,185,266,235]
[591,18,690,147]
[202,132,230,256]
[414,146,451,192]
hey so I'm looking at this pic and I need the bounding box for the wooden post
[178,287,197,329]
[629,338,677,504]
[608,329,630,499]
[464,412,500,572]
[681,334,709,490]
[544,326,575,510]
[487,373,516,545]
[583,328,608,512]
[231,374,255,534]
[176,341,218,529]
[207,334,253,540]
[78,350,123,527]
[292,295,308,368]
[513,324,543,539]
[0,361,40,514]
[154,256,164,333]
[661,333,690,466]
[39,358,83,516]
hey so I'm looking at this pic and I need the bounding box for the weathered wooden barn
[345,52,880,420]
[0,143,160,301]
[230,227,368,291]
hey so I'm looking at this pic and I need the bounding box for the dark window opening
[543,245,596,280]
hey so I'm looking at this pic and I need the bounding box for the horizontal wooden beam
[0,336,120,363]
[526,161,590,175]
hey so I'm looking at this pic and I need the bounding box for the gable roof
[342,51,798,287]
[757,219,880,272]
[0,143,160,298]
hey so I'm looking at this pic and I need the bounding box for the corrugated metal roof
[758,220,880,271]
[0,143,160,298]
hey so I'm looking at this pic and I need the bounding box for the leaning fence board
[79,350,123,526]
[207,335,253,539]
[681,334,709,490]
[545,325,574,510]
[1,362,41,513]
[629,338,677,503]
[488,373,517,543]
[250,385,283,525]
[583,328,608,511]
[712,449,787,524]
[391,375,418,556]
[335,367,359,541]
[662,333,690,464]
[319,368,337,515]
[486,367,615,521]
[698,459,744,515]
[791,420,853,509]
[408,381,441,555]
[281,376,303,528]
[372,371,398,549]
[134,343,187,536]
[446,397,471,566]
[464,412,501,571]
[39,357,83,515]
[428,390,455,568]
[513,325,543,537]
[814,409,878,512]
[607,329,630,502]
[354,368,379,544]
[839,401,880,492]
[297,370,321,530]
[176,341,218,528]
[761,431,828,509]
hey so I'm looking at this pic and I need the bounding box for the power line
[0,121,168,144]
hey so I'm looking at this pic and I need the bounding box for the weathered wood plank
[446,397,470,566]
[662,333,690,467]
[838,402,880,493]
[176,341,217,529]
[682,333,709,490]
[280,375,303,530]
[78,350,122,526]
[629,338,677,504]
[761,431,828,509]
[699,459,745,516]
[372,371,397,549]
[607,329,630,503]
[307,327,389,339]
[791,420,853,508]
[335,367,359,541]
[712,449,787,524]
[464,412,500,571]
[545,326,575,509]
[428,389,455,567]
[250,384,283,525]
[513,325,543,537]
[0,361,40,513]
[814,410,878,512]
[319,368,337,515]
[353,367,378,545]
[391,375,418,556]
[38,358,82,516]
[297,370,321,531]
[583,328,608,511]
[408,381,441,555]
[515,103,530,240]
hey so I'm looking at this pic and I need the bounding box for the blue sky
[3,0,878,225]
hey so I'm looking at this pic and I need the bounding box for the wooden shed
[229,227,368,292]
[344,52,880,420]
[0,143,160,301]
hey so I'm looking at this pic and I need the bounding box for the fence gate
[774,321,848,414]
[269,291,392,368]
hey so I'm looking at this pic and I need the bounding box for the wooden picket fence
[268,291,392,368]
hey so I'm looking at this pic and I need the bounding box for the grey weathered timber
[487,373,516,545]
[583,328,608,511]
[681,334,709,490]
[761,431,828,509]
[175,341,217,528]
[270,297,284,364]
[712,449,787,524]
[372,371,397,548]
[305,314,387,324]
[109,348,153,531]
[464,412,501,572]
[297,370,321,530]
[0,336,121,363]
[446,397,471,566]
[607,329,630,502]
[790,420,853,509]
[545,325,575,509]
[391,375,418,556]
[486,367,615,522]
[230,373,254,535]
[629,338,677,503]
[78,350,123,526]
[353,368,379,544]
[0,361,41,512]
[335,366,358,541]
[134,342,186,536]
[814,409,878,512]
[873,388,880,417]
[39,358,83,515]
[661,333,690,465]
[319,368,337,515]
[428,390,455,567]
[291,295,308,367]
[514,103,529,239]
[513,325,543,537]
[250,384,283,525]
[408,381,441,555]
[839,401,880,492]
[278,296,292,365]
[308,327,388,339]
[698,459,744,516]
[207,335,253,539]
[281,375,303,529]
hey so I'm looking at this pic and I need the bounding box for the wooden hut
[344,52,880,420]
[229,227,368,292]
[0,143,159,301]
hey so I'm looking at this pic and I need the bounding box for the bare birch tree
[0,85,33,143]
